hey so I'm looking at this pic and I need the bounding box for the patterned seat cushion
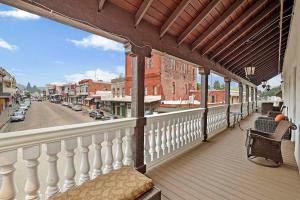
[50,167,153,200]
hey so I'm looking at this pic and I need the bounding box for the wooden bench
[49,166,161,200]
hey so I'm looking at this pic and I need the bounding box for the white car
[10,111,25,122]
[19,105,29,111]
[72,105,82,111]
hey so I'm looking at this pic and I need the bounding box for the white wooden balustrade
[144,108,205,168]
[207,105,228,135]
[0,118,136,200]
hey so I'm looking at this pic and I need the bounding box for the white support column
[92,134,104,178]
[63,138,77,190]
[79,136,92,184]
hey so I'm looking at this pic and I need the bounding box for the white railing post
[79,136,92,184]
[23,145,41,200]
[0,150,17,200]
[161,121,166,156]
[92,134,103,178]
[45,142,61,199]
[102,132,114,174]
[144,126,151,164]
[114,129,123,170]
[63,138,77,190]
[123,127,134,166]
[166,120,171,154]
[155,122,162,159]
[148,124,156,162]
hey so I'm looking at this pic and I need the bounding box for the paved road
[3,101,94,132]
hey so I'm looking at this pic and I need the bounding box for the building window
[112,88,115,97]
[129,88,132,96]
[153,86,157,95]
[145,87,148,96]
[172,82,175,94]
[146,57,153,68]
[185,84,188,94]
[122,88,125,97]
[211,95,216,103]
[117,88,120,97]
[171,59,176,70]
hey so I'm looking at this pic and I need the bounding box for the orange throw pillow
[275,114,285,122]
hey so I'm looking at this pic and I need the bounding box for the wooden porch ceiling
[109,0,293,85]
[1,0,294,86]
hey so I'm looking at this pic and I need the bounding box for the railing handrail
[208,104,228,110]
[0,118,137,152]
[146,107,205,120]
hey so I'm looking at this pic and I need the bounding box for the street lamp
[261,80,267,89]
[245,66,256,79]
[266,85,271,91]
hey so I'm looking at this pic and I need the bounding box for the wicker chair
[254,117,291,140]
[246,120,297,167]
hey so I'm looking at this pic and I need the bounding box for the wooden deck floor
[147,113,300,200]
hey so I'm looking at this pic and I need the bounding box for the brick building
[125,50,197,101]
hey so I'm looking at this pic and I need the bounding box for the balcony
[0,103,299,199]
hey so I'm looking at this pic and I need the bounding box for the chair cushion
[275,114,285,122]
[49,166,153,200]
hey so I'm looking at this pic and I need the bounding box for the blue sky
[0,4,125,86]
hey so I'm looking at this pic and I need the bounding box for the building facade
[125,50,197,101]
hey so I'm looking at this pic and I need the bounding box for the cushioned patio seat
[49,166,154,200]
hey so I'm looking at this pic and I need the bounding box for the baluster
[148,123,156,162]
[190,115,195,141]
[92,134,104,178]
[123,128,134,166]
[161,121,166,156]
[23,145,41,199]
[102,132,114,174]
[179,117,184,146]
[186,115,190,143]
[192,114,197,140]
[166,120,171,154]
[183,116,187,144]
[0,150,17,200]
[45,142,61,198]
[144,126,151,164]
[171,119,176,151]
[63,138,77,191]
[175,118,180,149]
[114,129,123,170]
[79,136,92,184]
[155,122,162,158]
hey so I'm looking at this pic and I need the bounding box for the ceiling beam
[134,0,154,27]
[233,39,287,75]
[209,1,280,60]
[227,30,289,70]
[2,0,257,86]
[191,0,244,51]
[98,0,106,12]
[230,39,281,72]
[176,0,220,45]
[221,19,289,66]
[160,0,192,38]
[236,45,286,76]
[216,7,292,63]
[200,0,266,55]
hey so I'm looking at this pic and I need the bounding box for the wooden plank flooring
[147,113,300,200]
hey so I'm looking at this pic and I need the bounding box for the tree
[213,81,221,90]
[26,82,31,91]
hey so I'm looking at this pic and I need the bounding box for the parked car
[89,109,104,118]
[72,105,82,111]
[19,105,29,111]
[17,108,26,115]
[10,111,25,122]
[94,112,105,120]
[98,115,118,121]
[68,103,73,108]
[61,102,69,106]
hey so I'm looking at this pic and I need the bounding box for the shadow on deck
[147,113,300,200]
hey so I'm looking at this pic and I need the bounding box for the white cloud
[116,65,124,75]
[68,34,124,52]
[53,60,65,65]
[0,9,40,20]
[65,68,118,83]
[0,38,17,51]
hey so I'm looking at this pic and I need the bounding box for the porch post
[246,85,249,116]
[125,43,151,174]
[255,87,258,111]
[199,67,210,142]
[238,82,243,114]
[224,77,231,127]
[250,87,254,112]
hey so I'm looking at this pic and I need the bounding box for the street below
[2,101,94,132]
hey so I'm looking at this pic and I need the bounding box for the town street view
[1,1,299,200]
